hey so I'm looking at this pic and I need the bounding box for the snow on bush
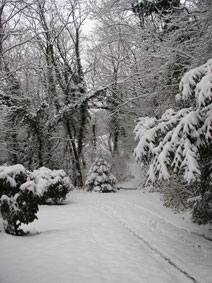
[0,165,39,235]
[1,188,39,236]
[0,165,73,235]
[0,164,28,197]
[134,58,212,223]
[85,157,117,193]
[30,167,73,204]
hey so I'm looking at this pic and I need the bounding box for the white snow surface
[0,190,212,283]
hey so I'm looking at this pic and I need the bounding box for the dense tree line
[0,0,91,186]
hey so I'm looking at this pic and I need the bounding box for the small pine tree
[85,157,117,192]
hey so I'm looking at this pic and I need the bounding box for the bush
[0,165,72,235]
[85,157,117,193]
[30,167,73,204]
[192,190,212,224]
[0,165,39,235]
[1,182,39,236]
[162,176,199,212]
[0,175,17,198]
[0,164,28,197]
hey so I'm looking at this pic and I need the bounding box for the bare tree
[19,0,91,186]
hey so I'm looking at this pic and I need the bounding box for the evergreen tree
[134,58,212,223]
[85,157,117,193]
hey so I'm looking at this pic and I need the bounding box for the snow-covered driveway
[0,190,212,283]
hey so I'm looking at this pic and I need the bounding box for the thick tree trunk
[65,120,83,187]
[0,2,4,70]
[77,101,88,156]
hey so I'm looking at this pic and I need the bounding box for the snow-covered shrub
[0,164,39,235]
[30,167,73,204]
[85,157,117,192]
[0,182,39,236]
[0,164,28,197]
[134,58,212,223]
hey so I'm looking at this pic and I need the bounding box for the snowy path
[0,190,212,283]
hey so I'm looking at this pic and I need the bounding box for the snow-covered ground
[0,190,212,283]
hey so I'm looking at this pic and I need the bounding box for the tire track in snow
[120,200,212,250]
[131,201,212,242]
[94,203,200,283]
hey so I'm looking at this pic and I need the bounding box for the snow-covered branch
[134,58,212,185]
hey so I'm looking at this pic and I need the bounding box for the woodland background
[0,0,212,219]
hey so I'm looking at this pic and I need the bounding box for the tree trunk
[65,120,83,187]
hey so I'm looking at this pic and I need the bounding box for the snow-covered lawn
[0,190,212,283]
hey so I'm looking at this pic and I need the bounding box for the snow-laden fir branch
[134,58,212,185]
